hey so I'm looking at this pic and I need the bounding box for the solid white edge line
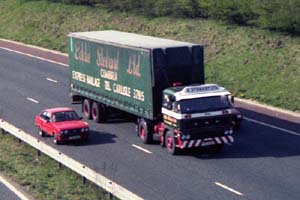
[0,38,68,56]
[236,98,300,118]
[46,77,58,83]
[215,182,244,196]
[244,117,300,136]
[26,98,39,104]
[132,144,152,154]
[0,174,31,200]
[0,47,68,67]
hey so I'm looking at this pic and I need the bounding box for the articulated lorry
[68,30,238,154]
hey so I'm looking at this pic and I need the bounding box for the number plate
[201,140,215,146]
[69,135,81,140]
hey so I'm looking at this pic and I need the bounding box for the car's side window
[40,111,50,122]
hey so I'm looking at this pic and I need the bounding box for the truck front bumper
[175,127,234,149]
[178,135,234,149]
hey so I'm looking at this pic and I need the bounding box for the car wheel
[38,128,45,137]
[53,134,60,145]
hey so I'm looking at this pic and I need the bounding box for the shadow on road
[71,130,117,146]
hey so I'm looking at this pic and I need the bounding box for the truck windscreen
[178,96,231,114]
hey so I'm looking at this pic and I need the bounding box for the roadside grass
[0,0,299,111]
[0,130,117,200]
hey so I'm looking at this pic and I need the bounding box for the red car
[35,107,89,144]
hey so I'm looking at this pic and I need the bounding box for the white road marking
[0,174,31,200]
[245,117,300,137]
[0,38,68,56]
[26,98,39,104]
[46,77,58,83]
[0,47,68,67]
[215,182,244,196]
[132,144,152,154]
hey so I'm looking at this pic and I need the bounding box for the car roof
[44,107,74,114]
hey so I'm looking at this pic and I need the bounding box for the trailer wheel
[138,118,152,144]
[165,131,179,155]
[83,99,92,119]
[92,102,107,123]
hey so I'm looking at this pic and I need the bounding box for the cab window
[162,94,171,109]
[162,94,180,112]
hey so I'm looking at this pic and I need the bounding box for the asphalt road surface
[0,45,300,200]
[0,182,21,200]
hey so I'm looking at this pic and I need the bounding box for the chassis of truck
[68,30,235,154]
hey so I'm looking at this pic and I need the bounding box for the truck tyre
[92,102,106,123]
[138,118,153,144]
[38,128,45,137]
[83,99,92,119]
[165,131,179,155]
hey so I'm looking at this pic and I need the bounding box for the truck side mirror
[231,96,235,104]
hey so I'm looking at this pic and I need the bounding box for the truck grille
[183,116,231,130]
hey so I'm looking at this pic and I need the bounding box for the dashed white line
[26,98,39,104]
[132,144,152,154]
[215,182,243,196]
[0,47,68,67]
[245,117,300,137]
[46,77,58,83]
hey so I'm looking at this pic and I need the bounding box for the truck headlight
[237,114,242,119]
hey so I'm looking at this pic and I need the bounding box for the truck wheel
[165,131,179,155]
[83,99,92,119]
[138,119,153,144]
[38,128,45,137]
[92,102,106,123]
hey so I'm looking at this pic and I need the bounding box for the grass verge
[0,0,299,112]
[0,129,117,200]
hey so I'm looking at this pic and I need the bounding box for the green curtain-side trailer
[68,30,204,121]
